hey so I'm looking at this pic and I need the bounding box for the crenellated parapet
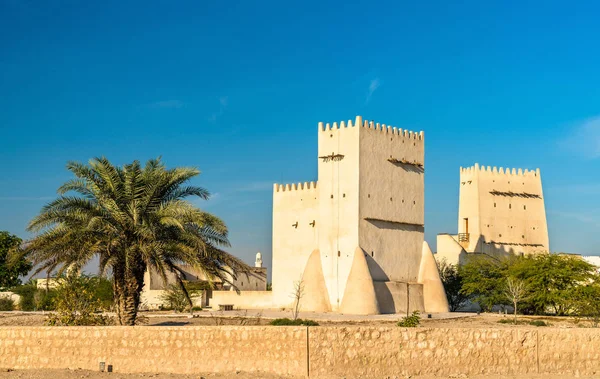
[318,115,424,140]
[273,181,318,192]
[460,163,540,178]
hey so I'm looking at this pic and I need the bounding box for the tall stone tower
[271,116,448,314]
[437,164,549,265]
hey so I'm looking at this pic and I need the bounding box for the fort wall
[271,182,319,307]
[317,119,360,309]
[1,326,599,377]
[358,118,424,282]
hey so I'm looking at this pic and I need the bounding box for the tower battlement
[460,163,540,178]
[318,115,424,140]
[273,181,318,192]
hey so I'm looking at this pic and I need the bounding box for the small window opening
[509,204,512,209]
[371,251,374,257]
[390,197,393,201]
[330,194,333,199]
[494,203,496,208]
[524,205,526,210]
[343,193,346,198]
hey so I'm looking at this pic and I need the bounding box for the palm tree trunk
[120,267,145,326]
[121,286,139,326]
[112,262,145,326]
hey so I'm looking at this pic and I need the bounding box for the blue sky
[1,0,599,277]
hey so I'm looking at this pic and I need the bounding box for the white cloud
[209,96,229,122]
[562,116,600,159]
[366,78,380,104]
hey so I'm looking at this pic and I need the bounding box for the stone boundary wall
[0,326,599,377]
[0,326,308,376]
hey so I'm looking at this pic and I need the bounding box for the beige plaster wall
[271,182,319,308]
[459,164,549,256]
[435,234,467,266]
[209,291,273,310]
[317,119,360,310]
[140,288,204,310]
[2,326,599,377]
[373,282,425,314]
[359,120,424,283]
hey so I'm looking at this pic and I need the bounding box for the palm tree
[22,157,248,325]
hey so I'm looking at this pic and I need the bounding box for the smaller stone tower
[255,252,263,268]
[437,164,549,265]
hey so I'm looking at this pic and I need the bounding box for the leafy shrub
[34,289,57,311]
[497,318,549,327]
[159,283,201,313]
[0,296,15,311]
[269,318,319,326]
[46,275,113,326]
[497,319,516,324]
[90,276,114,310]
[11,282,36,311]
[529,320,548,327]
[397,311,421,327]
[192,306,203,311]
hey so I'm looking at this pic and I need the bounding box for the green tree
[437,259,470,311]
[19,157,249,325]
[572,283,600,327]
[510,254,597,315]
[460,255,512,312]
[0,231,31,290]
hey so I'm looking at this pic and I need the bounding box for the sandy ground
[0,369,597,379]
[0,310,594,328]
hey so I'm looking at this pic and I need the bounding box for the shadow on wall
[365,218,424,232]
[388,160,425,174]
[365,254,389,282]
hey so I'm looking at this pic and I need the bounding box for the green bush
[269,318,319,326]
[159,283,201,313]
[397,311,421,327]
[34,289,57,311]
[90,276,114,310]
[0,296,15,311]
[497,319,549,327]
[497,319,516,324]
[529,320,548,327]
[46,275,113,326]
[11,282,36,311]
